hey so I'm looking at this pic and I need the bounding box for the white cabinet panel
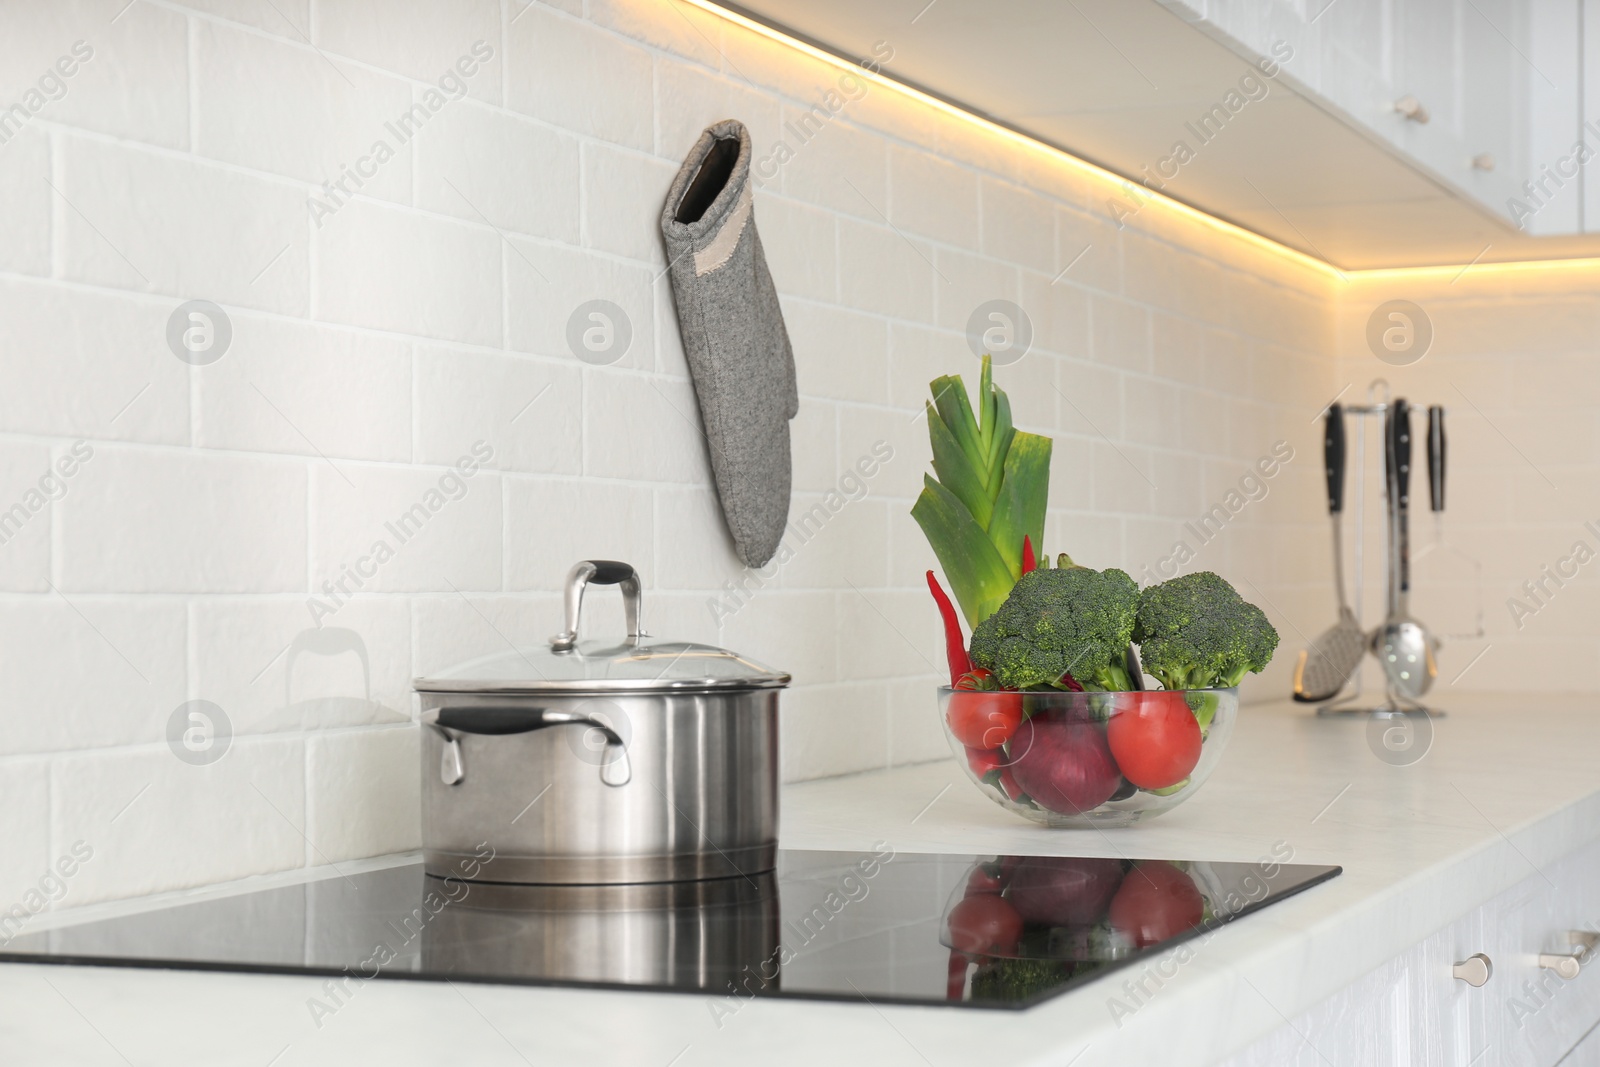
[1220,836,1600,1067]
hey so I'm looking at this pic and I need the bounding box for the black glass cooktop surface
[0,848,1339,1010]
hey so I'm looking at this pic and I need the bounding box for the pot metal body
[418,687,779,885]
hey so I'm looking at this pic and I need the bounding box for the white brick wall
[0,0,1349,910]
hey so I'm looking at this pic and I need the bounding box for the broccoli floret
[968,567,1139,691]
[968,957,1071,1002]
[1133,572,1280,691]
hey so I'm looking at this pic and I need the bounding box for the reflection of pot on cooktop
[420,873,781,991]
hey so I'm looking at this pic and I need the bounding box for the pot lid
[412,560,790,694]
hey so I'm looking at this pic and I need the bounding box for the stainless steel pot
[414,560,789,886]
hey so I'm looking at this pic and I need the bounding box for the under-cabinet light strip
[683,0,1600,281]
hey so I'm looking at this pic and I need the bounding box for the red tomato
[945,893,1024,956]
[965,864,1004,895]
[1107,860,1204,948]
[946,690,1023,749]
[1105,691,1202,789]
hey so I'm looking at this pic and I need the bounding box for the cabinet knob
[1452,953,1492,986]
[1393,95,1430,124]
[1537,931,1597,980]
[1471,153,1495,172]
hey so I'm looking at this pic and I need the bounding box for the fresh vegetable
[911,356,1052,628]
[947,696,1023,749]
[965,863,1005,895]
[926,570,972,686]
[969,957,1071,1002]
[965,746,1004,779]
[1107,860,1204,948]
[1005,857,1125,927]
[1133,572,1280,691]
[1105,691,1202,790]
[1009,714,1121,814]
[967,566,1140,691]
[945,892,1025,955]
[1021,534,1037,574]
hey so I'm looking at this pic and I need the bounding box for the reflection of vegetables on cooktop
[946,855,1211,1003]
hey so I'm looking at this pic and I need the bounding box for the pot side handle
[424,706,631,787]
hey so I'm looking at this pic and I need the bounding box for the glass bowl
[938,687,1238,828]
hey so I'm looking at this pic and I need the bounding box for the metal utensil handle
[1428,405,1446,512]
[1392,400,1411,596]
[1325,402,1346,515]
[549,560,644,652]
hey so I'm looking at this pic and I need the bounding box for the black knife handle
[1324,403,1346,515]
[1428,406,1446,512]
[1390,399,1411,510]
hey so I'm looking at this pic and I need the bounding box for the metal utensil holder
[1317,381,1447,718]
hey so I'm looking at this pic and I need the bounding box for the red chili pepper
[926,570,971,685]
[1021,535,1037,574]
[965,746,1004,778]
[947,951,969,999]
[1057,672,1084,692]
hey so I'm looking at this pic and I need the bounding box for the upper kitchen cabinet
[1179,0,1582,235]
[727,0,1600,267]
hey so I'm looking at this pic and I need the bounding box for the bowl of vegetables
[912,358,1278,828]
[942,685,1238,828]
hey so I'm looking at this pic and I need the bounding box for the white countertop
[5,694,1600,1066]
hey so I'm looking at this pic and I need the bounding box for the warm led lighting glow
[684,0,1600,281]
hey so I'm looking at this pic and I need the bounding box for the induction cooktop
[0,848,1339,1011]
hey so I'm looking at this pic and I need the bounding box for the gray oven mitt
[660,119,797,569]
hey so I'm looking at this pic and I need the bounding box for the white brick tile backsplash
[0,280,189,445]
[415,347,582,474]
[316,197,501,345]
[580,370,709,484]
[313,0,503,105]
[52,738,307,904]
[58,448,308,593]
[774,116,887,220]
[0,759,51,913]
[0,440,57,592]
[506,4,654,152]
[196,316,412,462]
[504,477,653,590]
[10,0,1574,913]
[0,126,51,277]
[0,600,186,757]
[837,217,935,322]
[195,20,414,205]
[410,593,555,679]
[310,461,501,593]
[190,597,413,736]
[504,237,655,369]
[580,143,677,264]
[58,136,311,316]
[757,196,837,304]
[889,144,980,248]
[414,101,580,243]
[0,1,188,149]
[306,726,420,862]
[655,60,783,162]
